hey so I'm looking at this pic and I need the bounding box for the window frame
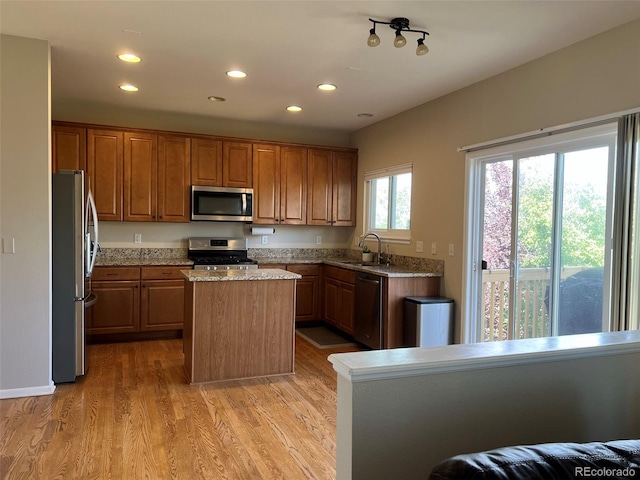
[363,163,413,244]
[462,124,618,343]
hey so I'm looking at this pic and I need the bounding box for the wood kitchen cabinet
[223,141,253,187]
[87,129,124,221]
[258,263,320,322]
[191,139,252,188]
[157,135,191,222]
[252,145,307,225]
[52,125,86,173]
[322,266,355,333]
[140,267,186,331]
[86,267,140,334]
[287,264,320,323]
[307,149,357,226]
[87,266,186,339]
[124,132,157,222]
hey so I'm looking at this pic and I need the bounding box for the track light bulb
[394,31,407,48]
[367,28,380,47]
[416,38,429,56]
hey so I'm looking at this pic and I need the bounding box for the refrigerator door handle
[85,188,99,277]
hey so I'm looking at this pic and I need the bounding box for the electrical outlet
[416,241,424,253]
[448,243,454,256]
[261,235,268,245]
[316,236,322,245]
[431,242,437,255]
[134,233,142,244]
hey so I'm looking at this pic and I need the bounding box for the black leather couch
[428,439,640,479]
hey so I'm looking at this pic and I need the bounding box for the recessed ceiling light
[208,96,226,102]
[357,113,374,118]
[286,105,302,112]
[117,53,141,63]
[119,84,139,92]
[317,83,337,91]
[226,70,247,78]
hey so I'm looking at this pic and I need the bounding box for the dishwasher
[353,272,383,349]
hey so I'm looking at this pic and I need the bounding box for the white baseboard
[0,381,55,399]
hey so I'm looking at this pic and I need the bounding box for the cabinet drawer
[92,267,140,281]
[287,264,320,276]
[141,266,190,280]
[323,265,356,284]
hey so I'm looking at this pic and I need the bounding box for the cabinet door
[141,280,185,331]
[332,151,357,226]
[323,277,339,326]
[337,281,355,333]
[191,138,223,186]
[252,143,281,224]
[280,146,307,225]
[124,132,157,222]
[158,135,190,222]
[52,125,86,173]
[223,141,253,187]
[307,149,333,225]
[88,129,124,221]
[294,276,319,322]
[87,280,140,334]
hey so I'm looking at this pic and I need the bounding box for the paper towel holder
[250,226,276,235]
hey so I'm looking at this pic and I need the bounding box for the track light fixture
[367,17,430,56]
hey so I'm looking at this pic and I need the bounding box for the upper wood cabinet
[191,139,252,188]
[158,135,191,223]
[52,125,86,173]
[280,146,308,225]
[252,143,281,224]
[307,149,357,226]
[252,145,307,225]
[191,138,222,186]
[124,132,157,222]
[223,141,253,187]
[87,129,124,221]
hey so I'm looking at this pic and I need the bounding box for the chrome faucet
[359,232,382,264]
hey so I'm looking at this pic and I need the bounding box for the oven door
[191,186,253,222]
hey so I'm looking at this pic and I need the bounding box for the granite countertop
[183,268,302,282]
[96,258,194,267]
[321,259,442,278]
[256,257,442,278]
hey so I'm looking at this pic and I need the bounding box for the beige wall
[350,19,640,341]
[0,35,53,396]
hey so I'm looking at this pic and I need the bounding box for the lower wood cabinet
[259,264,320,323]
[88,266,187,336]
[322,266,355,334]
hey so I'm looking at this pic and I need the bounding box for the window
[364,163,412,241]
[463,124,618,343]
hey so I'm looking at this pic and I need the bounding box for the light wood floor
[1,335,360,479]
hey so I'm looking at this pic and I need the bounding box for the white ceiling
[2,1,640,133]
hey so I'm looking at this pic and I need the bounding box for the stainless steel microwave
[191,186,253,222]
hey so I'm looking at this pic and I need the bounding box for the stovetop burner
[187,237,258,270]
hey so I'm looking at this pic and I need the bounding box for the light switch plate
[431,242,437,255]
[416,241,424,253]
[316,236,322,245]
[448,243,454,256]
[261,235,269,245]
[2,238,15,254]
[134,233,142,244]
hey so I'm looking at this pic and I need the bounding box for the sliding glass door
[469,127,616,342]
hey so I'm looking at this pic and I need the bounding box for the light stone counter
[96,258,193,267]
[182,268,301,282]
[255,257,442,277]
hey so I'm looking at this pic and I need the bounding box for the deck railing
[481,266,590,342]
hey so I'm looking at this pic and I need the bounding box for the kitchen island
[182,268,301,384]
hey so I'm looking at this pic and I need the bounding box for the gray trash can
[404,297,454,347]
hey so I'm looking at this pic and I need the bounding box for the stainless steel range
[188,237,258,271]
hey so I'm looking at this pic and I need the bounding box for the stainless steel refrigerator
[52,170,99,384]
